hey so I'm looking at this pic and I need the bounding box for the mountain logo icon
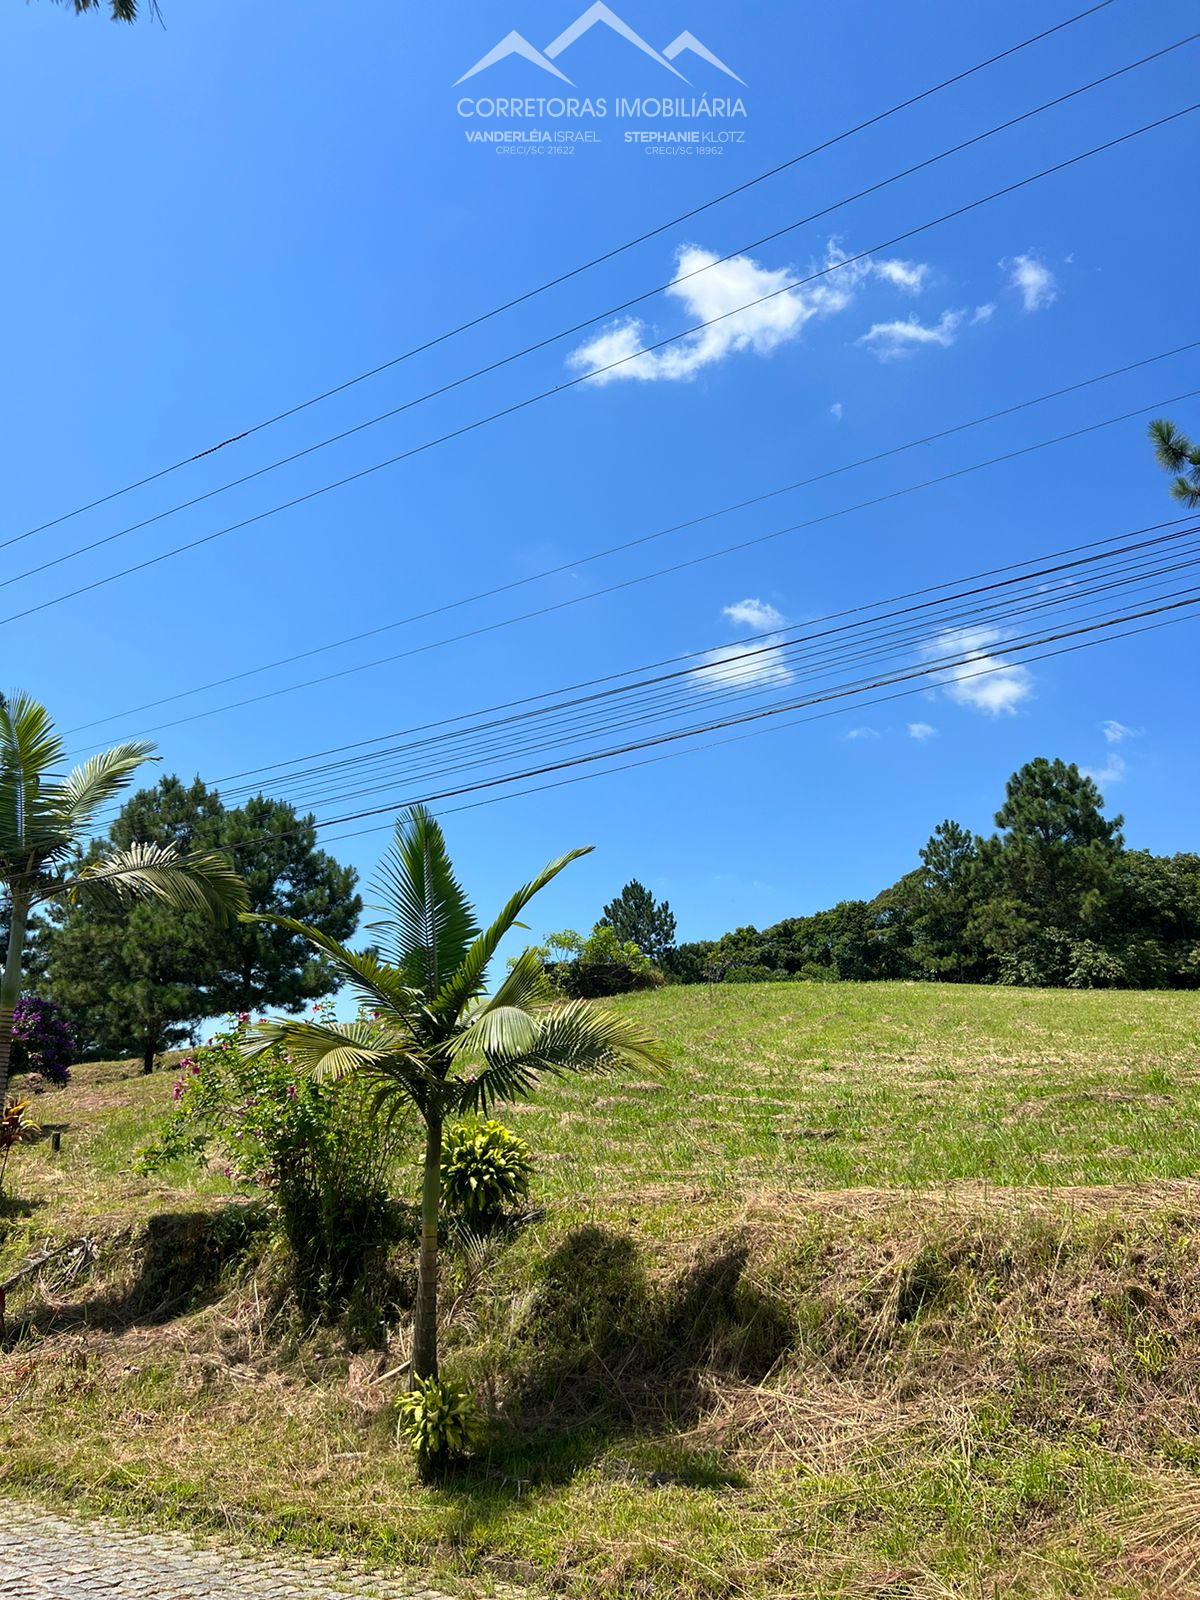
[454,3,745,88]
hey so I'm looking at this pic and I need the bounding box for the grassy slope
[2,982,1200,1599]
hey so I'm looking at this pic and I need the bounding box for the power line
[10,35,1191,592]
[420,608,1196,837]
[3,0,1118,553]
[68,384,1200,756]
[84,530,1200,844]
[89,529,1197,841]
[62,341,1199,742]
[205,523,1199,810]
[233,592,1200,839]
[212,555,1200,818]
[6,102,1197,635]
[172,511,1200,784]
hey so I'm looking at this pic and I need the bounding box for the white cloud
[870,258,928,293]
[907,721,938,741]
[722,597,785,632]
[857,309,964,362]
[830,401,843,421]
[1082,753,1127,786]
[567,239,933,384]
[693,596,793,692]
[924,626,1034,717]
[1101,719,1138,745]
[1003,252,1058,313]
[844,726,880,741]
[563,318,659,382]
[693,639,793,692]
[971,303,995,324]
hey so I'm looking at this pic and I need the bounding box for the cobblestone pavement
[0,1504,462,1600]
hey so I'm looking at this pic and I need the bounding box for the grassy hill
[2,981,1199,1598]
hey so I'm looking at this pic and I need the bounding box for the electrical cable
[3,0,1118,553]
[9,35,1192,591]
[6,101,1196,632]
[60,340,1200,742]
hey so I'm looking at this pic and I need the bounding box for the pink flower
[237,1011,250,1025]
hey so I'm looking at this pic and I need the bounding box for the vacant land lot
[2,982,1199,1599]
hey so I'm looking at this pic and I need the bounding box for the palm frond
[49,842,247,923]
[451,948,552,1060]
[244,1017,395,1068]
[452,1004,542,1064]
[455,1055,541,1113]
[240,910,429,1026]
[241,1016,409,1082]
[462,998,667,1112]
[245,1017,439,1114]
[371,807,479,994]
[0,692,67,863]
[47,741,156,833]
[0,693,64,785]
[366,1072,431,1132]
[434,845,592,1017]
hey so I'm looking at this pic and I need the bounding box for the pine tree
[910,820,983,979]
[49,1,160,22]
[597,879,677,964]
[1149,419,1200,507]
[46,777,360,1068]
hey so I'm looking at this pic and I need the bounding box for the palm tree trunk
[411,1108,442,1385]
[0,894,29,1108]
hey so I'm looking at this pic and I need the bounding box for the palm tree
[241,804,665,1386]
[0,692,246,1105]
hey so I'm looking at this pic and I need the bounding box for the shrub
[440,1118,533,1232]
[141,1015,410,1305]
[395,1375,484,1471]
[11,996,74,1086]
[659,940,717,984]
[997,931,1130,989]
[540,925,662,998]
[1067,940,1129,989]
[0,1097,39,1196]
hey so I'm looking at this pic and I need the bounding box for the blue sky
[2,0,1197,949]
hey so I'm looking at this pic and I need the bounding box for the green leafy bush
[395,1375,484,1469]
[538,924,662,998]
[141,1014,410,1304]
[440,1118,533,1231]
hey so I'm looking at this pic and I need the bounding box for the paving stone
[0,1504,474,1600]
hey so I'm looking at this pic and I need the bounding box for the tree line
[23,774,360,1071]
[660,758,1199,990]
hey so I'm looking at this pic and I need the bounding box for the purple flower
[11,997,74,1085]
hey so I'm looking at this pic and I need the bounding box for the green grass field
[2,981,1199,1599]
